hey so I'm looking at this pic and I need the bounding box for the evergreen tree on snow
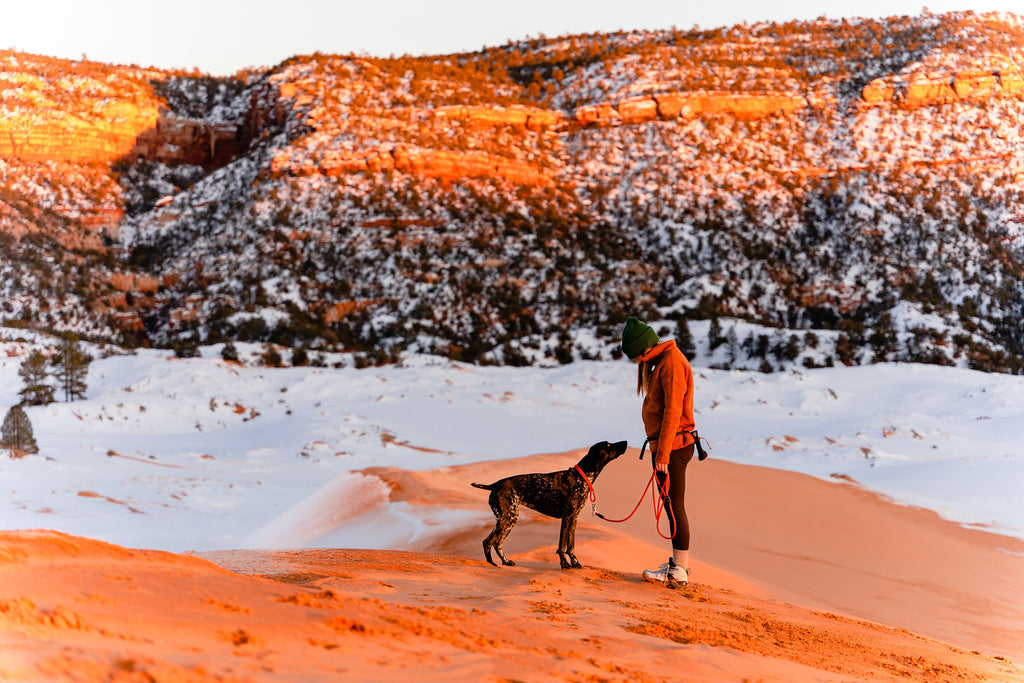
[221,339,240,362]
[675,318,697,359]
[1,405,39,457]
[17,350,55,406]
[708,317,725,351]
[51,338,92,402]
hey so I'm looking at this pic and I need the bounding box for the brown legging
[653,444,694,551]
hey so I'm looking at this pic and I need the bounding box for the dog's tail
[471,482,493,490]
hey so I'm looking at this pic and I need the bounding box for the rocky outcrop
[433,105,561,131]
[127,115,245,169]
[322,300,382,324]
[861,80,896,104]
[51,207,124,242]
[1000,68,1024,92]
[107,272,161,294]
[903,75,958,107]
[279,146,553,186]
[0,101,159,163]
[574,92,809,126]
[0,102,245,170]
[861,68,1024,108]
[953,71,1000,98]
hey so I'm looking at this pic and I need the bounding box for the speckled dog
[472,440,628,569]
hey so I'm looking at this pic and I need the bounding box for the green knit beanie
[621,317,659,360]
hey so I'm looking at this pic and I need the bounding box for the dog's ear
[578,442,603,470]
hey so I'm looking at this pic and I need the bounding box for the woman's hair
[636,358,654,397]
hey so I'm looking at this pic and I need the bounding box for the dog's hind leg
[557,515,582,569]
[484,493,519,567]
[482,524,500,566]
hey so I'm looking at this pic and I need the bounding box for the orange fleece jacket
[639,339,695,465]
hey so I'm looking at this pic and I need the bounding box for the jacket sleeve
[654,357,688,465]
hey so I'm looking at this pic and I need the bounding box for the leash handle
[692,430,711,461]
[641,430,711,461]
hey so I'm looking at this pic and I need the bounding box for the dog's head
[579,440,628,475]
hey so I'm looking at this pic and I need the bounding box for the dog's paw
[502,559,517,567]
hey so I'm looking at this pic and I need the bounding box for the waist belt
[639,430,709,462]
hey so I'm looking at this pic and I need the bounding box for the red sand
[2,447,1023,682]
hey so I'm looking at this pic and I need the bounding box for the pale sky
[3,1,1021,76]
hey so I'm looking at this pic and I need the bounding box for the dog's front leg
[558,516,582,569]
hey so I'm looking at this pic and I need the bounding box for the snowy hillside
[2,329,1021,552]
[1,10,1023,373]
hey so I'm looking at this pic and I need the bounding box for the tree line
[1,338,92,458]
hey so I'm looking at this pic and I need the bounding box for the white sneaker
[642,558,688,586]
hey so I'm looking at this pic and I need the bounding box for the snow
[1,335,1022,553]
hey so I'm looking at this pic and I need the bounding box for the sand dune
[2,448,1023,682]
[374,446,1024,662]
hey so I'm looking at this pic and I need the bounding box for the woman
[621,317,696,586]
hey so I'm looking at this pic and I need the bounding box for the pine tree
[675,318,697,359]
[18,350,55,406]
[2,405,39,457]
[260,343,283,368]
[708,316,725,350]
[726,326,739,365]
[221,339,240,362]
[174,337,200,358]
[51,338,92,402]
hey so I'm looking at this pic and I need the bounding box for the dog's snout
[610,440,628,454]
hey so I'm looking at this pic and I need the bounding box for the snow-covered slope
[2,330,1020,552]
[2,11,1023,372]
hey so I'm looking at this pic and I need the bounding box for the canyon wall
[0,105,246,170]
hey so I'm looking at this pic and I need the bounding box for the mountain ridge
[1,10,1023,372]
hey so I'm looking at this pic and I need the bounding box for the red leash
[575,465,677,540]
[574,465,599,516]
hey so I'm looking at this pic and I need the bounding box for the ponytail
[636,359,653,397]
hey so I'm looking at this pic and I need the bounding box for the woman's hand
[655,461,668,473]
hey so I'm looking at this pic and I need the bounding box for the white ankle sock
[673,549,689,569]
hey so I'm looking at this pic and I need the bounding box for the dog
[471,440,627,569]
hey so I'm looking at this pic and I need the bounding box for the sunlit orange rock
[108,272,161,294]
[311,146,552,185]
[863,67,1024,107]
[574,103,619,126]
[902,75,956,108]
[432,104,560,131]
[953,71,999,99]
[998,68,1024,93]
[861,79,895,103]
[110,311,145,332]
[697,94,807,119]
[618,96,659,123]
[322,299,386,323]
[577,92,807,125]
[0,101,159,163]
